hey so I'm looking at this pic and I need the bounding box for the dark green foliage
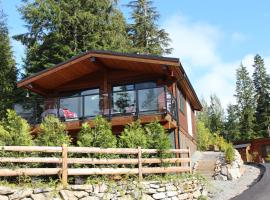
[224,104,240,142]
[15,0,132,75]
[144,121,171,150]
[89,115,117,148]
[0,110,33,146]
[127,0,172,55]
[34,115,71,146]
[252,54,270,138]
[119,120,149,148]
[0,10,17,119]
[234,63,255,140]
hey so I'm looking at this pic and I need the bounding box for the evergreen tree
[0,9,17,119]
[14,0,131,75]
[224,104,240,142]
[208,94,224,134]
[197,97,210,129]
[252,54,270,137]
[234,63,255,140]
[127,0,172,55]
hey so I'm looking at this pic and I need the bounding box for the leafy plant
[119,120,149,148]
[145,121,172,158]
[91,115,117,148]
[225,144,235,163]
[77,122,93,147]
[34,115,71,146]
[0,109,33,146]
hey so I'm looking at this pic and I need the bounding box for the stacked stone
[0,178,208,200]
[213,149,245,181]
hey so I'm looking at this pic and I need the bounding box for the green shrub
[119,120,149,148]
[90,115,117,148]
[197,120,236,163]
[225,144,235,163]
[145,121,172,158]
[0,109,33,146]
[145,121,171,150]
[34,115,71,146]
[77,122,93,147]
[197,121,213,151]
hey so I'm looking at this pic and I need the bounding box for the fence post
[62,144,68,188]
[138,146,143,181]
[187,146,191,173]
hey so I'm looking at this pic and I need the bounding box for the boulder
[0,186,16,195]
[9,189,33,200]
[152,192,166,199]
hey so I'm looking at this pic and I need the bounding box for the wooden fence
[0,145,191,187]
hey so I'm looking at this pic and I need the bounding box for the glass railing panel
[84,94,100,117]
[112,91,136,114]
[138,87,165,114]
[59,96,82,120]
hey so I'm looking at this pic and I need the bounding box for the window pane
[81,88,99,95]
[138,88,158,112]
[60,97,82,119]
[135,82,156,90]
[113,85,134,92]
[112,91,136,114]
[84,95,100,117]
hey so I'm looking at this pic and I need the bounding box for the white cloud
[164,15,221,68]
[231,32,247,43]
[163,14,270,109]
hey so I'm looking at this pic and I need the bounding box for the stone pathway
[209,164,262,200]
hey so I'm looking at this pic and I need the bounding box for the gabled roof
[17,50,202,110]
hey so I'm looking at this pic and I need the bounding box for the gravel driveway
[209,164,262,200]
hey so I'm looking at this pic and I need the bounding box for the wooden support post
[187,146,191,173]
[62,144,68,188]
[138,146,143,181]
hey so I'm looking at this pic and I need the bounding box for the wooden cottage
[17,51,202,154]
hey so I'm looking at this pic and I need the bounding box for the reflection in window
[84,95,100,117]
[138,88,159,112]
[112,91,136,114]
[60,97,82,118]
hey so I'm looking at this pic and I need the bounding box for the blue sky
[2,0,270,108]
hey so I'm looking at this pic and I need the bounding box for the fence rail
[0,145,191,187]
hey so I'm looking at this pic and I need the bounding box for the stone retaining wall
[214,149,245,181]
[0,178,208,200]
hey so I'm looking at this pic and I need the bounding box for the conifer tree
[208,94,224,134]
[252,54,270,137]
[14,0,132,75]
[197,98,210,129]
[224,104,240,142]
[127,0,172,55]
[0,9,17,119]
[234,63,255,140]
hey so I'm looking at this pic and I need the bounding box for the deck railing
[0,145,191,187]
[15,86,178,124]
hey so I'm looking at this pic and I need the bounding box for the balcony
[16,86,178,130]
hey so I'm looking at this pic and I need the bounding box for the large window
[112,82,157,114]
[138,88,159,113]
[59,88,100,120]
[177,88,185,113]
